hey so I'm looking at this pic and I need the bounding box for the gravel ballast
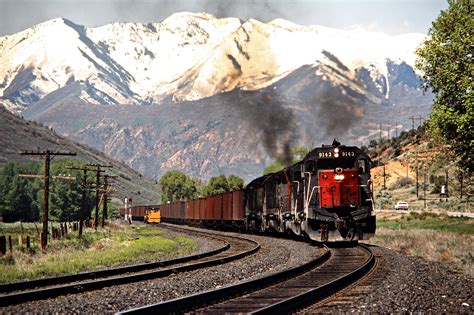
[3,227,471,313]
[313,245,473,313]
[1,228,321,313]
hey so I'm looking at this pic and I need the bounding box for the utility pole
[86,164,112,230]
[66,166,91,238]
[19,150,76,251]
[379,122,382,142]
[101,174,117,227]
[416,156,419,198]
[383,162,386,189]
[387,121,390,140]
[410,116,415,131]
[418,116,422,128]
[423,173,427,209]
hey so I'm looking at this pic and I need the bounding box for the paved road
[375,209,474,218]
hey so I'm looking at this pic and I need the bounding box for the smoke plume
[237,91,297,165]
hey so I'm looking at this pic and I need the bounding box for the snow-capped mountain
[0,13,424,112]
[0,13,433,181]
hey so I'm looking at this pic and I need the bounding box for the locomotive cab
[302,143,376,241]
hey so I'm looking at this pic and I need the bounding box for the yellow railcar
[144,207,161,223]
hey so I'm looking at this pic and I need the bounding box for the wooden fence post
[8,236,12,253]
[0,236,6,256]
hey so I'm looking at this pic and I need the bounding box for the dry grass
[0,221,197,283]
[368,227,474,277]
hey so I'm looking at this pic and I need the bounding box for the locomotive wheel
[295,223,301,236]
[346,228,356,241]
[320,226,329,242]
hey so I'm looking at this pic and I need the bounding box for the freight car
[121,141,376,242]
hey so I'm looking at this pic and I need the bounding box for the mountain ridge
[0,14,433,182]
[0,107,160,205]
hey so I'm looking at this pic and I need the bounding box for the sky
[0,0,448,37]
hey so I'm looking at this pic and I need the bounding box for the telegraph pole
[416,156,419,198]
[383,162,386,189]
[66,166,91,238]
[423,173,427,209]
[101,174,117,227]
[445,168,449,197]
[86,164,112,230]
[19,150,76,251]
[379,122,382,142]
[410,116,415,131]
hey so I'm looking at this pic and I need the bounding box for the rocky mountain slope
[0,107,160,205]
[0,13,434,182]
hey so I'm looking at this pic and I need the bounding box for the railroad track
[119,243,375,314]
[0,225,260,307]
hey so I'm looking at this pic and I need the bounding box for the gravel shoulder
[315,245,473,313]
[1,228,322,313]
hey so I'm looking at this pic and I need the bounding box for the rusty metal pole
[42,150,50,251]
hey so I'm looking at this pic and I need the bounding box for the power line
[86,164,112,230]
[19,150,76,252]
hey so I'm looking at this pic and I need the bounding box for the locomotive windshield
[316,158,357,170]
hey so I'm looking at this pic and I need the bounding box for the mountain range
[0,13,434,182]
[0,106,160,205]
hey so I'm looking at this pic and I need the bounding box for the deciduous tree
[415,0,473,172]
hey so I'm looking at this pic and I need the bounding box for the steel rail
[117,243,331,314]
[118,244,375,314]
[250,243,375,314]
[0,229,259,307]
[0,226,229,293]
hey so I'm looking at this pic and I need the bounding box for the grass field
[0,221,197,284]
[368,211,474,276]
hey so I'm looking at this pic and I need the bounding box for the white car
[395,201,409,210]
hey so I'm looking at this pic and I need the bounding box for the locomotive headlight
[334,148,339,153]
[334,174,345,181]
[334,153,339,158]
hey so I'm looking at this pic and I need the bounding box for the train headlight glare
[334,174,345,181]
[334,148,339,153]
[334,153,339,158]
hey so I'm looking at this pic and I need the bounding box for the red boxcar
[191,199,197,220]
[213,194,223,220]
[222,192,232,220]
[232,190,245,220]
[199,198,206,219]
[205,197,213,220]
[186,200,193,220]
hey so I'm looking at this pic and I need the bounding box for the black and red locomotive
[122,142,376,242]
